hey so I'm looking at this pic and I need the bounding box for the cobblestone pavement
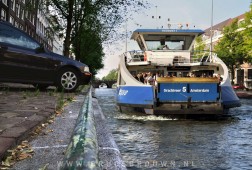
[0,83,75,162]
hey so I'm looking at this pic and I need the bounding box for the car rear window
[0,23,40,50]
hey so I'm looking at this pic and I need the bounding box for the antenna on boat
[210,0,214,59]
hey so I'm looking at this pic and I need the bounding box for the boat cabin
[130,29,204,66]
[116,28,240,114]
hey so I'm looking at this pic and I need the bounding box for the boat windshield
[143,34,195,51]
[146,40,184,50]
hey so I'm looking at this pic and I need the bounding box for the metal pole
[155,6,158,28]
[210,0,213,57]
[125,20,127,52]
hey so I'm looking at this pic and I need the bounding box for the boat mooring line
[32,145,68,149]
[99,147,120,153]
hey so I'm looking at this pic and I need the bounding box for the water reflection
[95,89,252,170]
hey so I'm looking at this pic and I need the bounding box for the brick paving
[0,83,74,161]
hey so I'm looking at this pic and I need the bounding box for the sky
[96,0,251,79]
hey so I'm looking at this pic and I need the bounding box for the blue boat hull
[157,83,219,102]
[116,84,240,114]
[221,85,241,108]
[117,86,154,108]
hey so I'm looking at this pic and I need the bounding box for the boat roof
[131,29,204,40]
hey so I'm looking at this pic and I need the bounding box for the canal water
[95,88,252,170]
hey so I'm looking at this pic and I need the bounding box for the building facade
[36,5,53,51]
[0,0,63,54]
[1,0,37,39]
[202,13,252,89]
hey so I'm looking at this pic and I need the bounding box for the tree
[72,24,105,75]
[194,35,206,59]
[45,0,147,56]
[242,3,252,62]
[215,19,246,84]
[102,69,118,81]
[45,0,147,76]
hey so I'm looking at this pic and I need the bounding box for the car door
[0,22,58,83]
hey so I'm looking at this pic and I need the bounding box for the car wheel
[57,68,80,92]
[33,84,49,91]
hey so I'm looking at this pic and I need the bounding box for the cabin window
[143,35,194,50]
[145,40,184,50]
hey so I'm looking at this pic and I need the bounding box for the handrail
[125,50,218,65]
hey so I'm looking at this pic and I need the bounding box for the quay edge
[60,87,126,170]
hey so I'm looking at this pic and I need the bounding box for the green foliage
[195,36,205,51]
[213,3,252,84]
[243,27,252,62]
[72,25,105,75]
[194,36,206,59]
[102,69,118,81]
[215,19,246,82]
[242,4,252,62]
[45,0,148,76]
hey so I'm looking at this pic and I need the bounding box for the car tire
[33,84,49,91]
[57,68,80,92]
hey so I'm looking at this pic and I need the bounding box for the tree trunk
[63,0,74,57]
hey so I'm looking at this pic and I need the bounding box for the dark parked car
[0,20,91,92]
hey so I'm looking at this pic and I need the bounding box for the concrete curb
[92,97,127,170]
[60,88,100,170]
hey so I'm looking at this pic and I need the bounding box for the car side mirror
[35,44,46,54]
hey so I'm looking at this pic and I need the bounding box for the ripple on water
[95,88,252,170]
[115,114,176,121]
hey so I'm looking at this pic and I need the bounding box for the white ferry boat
[116,29,241,114]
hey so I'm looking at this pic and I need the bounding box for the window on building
[32,0,35,8]
[15,21,19,28]
[36,19,39,29]
[248,69,252,79]
[10,0,15,11]
[10,16,14,25]
[238,19,245,27]
[40,22,43,32]
[29,13,32,22]
[20,8,24,20]
[2,0,8,6]
[202,35,209,41]
[1,9,7,21]
[32,16,35,25]
[213,30,221,37]
[16,3,20,18]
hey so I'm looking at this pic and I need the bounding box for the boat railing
[123,50,218,64]
[173,56,187,64]
[124,50,145,63]
[191,51,218,63]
